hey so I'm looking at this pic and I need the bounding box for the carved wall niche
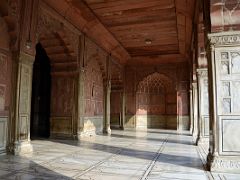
[0,85,5,111]
[136,72,177,129]
[125,63,189,129]
[137,73,166,115]
[0,53,8,112]
[51,77,75,117]
[50,76,75,137]
[84,59,104,117]
[216,49,240,115]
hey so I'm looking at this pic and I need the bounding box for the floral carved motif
[209,33,240,46]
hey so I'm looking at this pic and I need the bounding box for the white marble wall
[208,31,240,173]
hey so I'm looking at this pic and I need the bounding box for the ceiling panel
[84,0,195,63]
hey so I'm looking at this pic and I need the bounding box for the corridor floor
[0,129,239,180]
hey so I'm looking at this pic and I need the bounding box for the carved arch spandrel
[0,0,20,51]
[137,72,175,93]
[36,7,79,67]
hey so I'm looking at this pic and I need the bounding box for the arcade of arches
[0,0,240,178]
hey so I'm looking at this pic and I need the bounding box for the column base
[13,141,33,155]
[103,127,111,135]
[192,133,199,145]
[197,137,209,146]
[207,153,240,173]
[77,129,97,139]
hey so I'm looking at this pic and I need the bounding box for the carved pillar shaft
[13,53,34,155]
[196,68,209,145]
[192,82,199,143]
[103,82,111,134]
[120,91,125,130]
[189,89,194,133]
[77,68,85,138]
[207,31,240,173]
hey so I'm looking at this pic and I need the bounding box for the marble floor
[0,129,240,180]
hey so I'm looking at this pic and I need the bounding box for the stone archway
[136,72,177,130]
[35,7,80,138]
[30,43,51,139]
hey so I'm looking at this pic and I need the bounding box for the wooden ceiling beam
[127,54,187,66]
[86,0,175,12]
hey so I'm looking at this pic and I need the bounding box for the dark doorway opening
[30,43,51,139]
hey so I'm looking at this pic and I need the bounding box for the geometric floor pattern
[0,129,239,179]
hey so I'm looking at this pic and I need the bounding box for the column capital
[208,31,240,47]
[196,68,208,77]
[19,52,35,66]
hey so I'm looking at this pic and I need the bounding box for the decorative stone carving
[210,157,240,172]
[222,82,231,97]
[8,0,19,17]
[84,59,103,116]
[221,61,230,74]
[203,79,209,115]
[221,52,229,60]
[0,53,7,82]
[232,81,240,112]
[51,78,75,117]
[19,65,30,114]
[209,32,240,46]
[0,85,5,111]
[37,9,62,39]
[231,52,240,73]
[223,98,231,113]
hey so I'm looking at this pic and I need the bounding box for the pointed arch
[136,72,177,130]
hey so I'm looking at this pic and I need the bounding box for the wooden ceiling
[84,0,196,64]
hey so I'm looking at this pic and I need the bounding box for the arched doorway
[136,73,177,130]
[30,43,51,139]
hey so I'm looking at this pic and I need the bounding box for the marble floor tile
[0,129,239,179]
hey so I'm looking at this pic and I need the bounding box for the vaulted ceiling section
[46,0,196,65]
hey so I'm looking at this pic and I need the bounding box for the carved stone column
[207,32,240,173]
[196,68,209,145]
[77,67,85,138]
[189,89,194,133]
[103,81,111,134]
[192,82,199,143]
[13,53,34,155]
[120,91,125,130]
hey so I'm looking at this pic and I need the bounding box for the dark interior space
[30,43,51,139]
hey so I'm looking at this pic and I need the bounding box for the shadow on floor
[122,129,191,136]
[50,137,204,171]
[0,155,72,179]
[108,133,193,145]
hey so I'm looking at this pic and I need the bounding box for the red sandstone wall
[84,38,105,117]
[51,77,75,117]
[50,76,76,136]
[0,18,12,117]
